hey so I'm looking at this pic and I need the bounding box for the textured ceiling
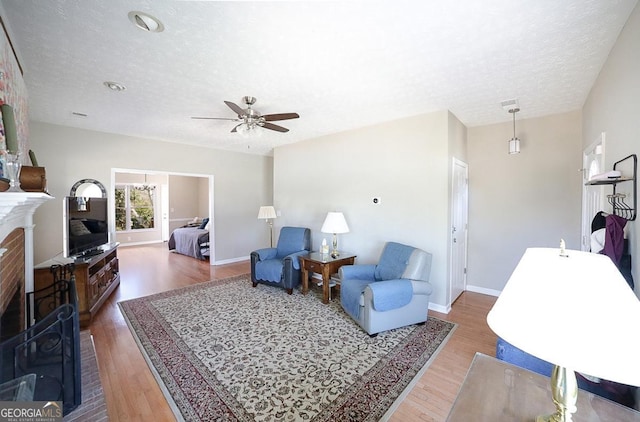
[1,0,637,156]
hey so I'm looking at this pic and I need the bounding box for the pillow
[198,217,209,229]
[69,219,91,236]
[204,220,211,230]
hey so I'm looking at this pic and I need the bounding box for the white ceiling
[1,0,637,156]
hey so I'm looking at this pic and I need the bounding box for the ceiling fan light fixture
[128,11,164,33]
[236,123,249,134]
[192,96,299,134]
[237,122,262,138]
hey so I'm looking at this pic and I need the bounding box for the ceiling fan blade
[262,122,289,133]
[230,124,242,133]
[191,116,240,121]
[262,112,300,122]
[224,101,246,117]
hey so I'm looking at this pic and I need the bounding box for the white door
[161,184,169,241]
[581,133,605,251]
[450,158,468,305]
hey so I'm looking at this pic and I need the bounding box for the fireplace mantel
[0,192,52,241]
[0,192,53,293]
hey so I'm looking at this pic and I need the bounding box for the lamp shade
[257,206,277,220]
[321,212,349,234]
[487,247,640,387]
[509,137,520,154]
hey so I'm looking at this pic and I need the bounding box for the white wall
[29,122,273,264]
[168,174,207,231]
[448,110,468,163]
[467,111,583,293]
[582,2,640,295]
[273,110,457,309]
[198,177,210,219]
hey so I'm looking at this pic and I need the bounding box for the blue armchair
[339,241,433,336]
[251,226,311,294]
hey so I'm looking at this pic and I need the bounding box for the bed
[168,226,210,260]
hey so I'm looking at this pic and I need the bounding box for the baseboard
[428,302,450,314]
[429,286,501,315]
[466,284,502,297]
[118,240,163,247]
[213,256,250,266]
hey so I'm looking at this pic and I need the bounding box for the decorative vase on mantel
[3,152,23,192]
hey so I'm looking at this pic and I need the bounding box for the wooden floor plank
[89,243,497,421]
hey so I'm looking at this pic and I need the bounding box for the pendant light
[508,107,521,154]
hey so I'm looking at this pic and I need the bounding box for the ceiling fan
[192,96,300,133]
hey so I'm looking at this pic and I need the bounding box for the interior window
[115,184,157,231]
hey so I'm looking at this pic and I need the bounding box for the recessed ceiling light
[128,11,164,33]
[104,81,126,92]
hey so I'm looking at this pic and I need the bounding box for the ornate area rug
[118,275,455,421]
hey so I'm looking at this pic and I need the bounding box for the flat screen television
[63,196,109,258]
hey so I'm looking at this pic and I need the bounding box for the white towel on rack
[589,170,622,181]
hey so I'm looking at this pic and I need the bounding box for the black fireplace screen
[0,264,81,415]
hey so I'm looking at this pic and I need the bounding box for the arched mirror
[70,178,107,198]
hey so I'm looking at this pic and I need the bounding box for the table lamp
[487,242,640,421]
[320,211,349,258]
[257,206,277,247]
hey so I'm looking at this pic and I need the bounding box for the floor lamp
[257,206,277,247]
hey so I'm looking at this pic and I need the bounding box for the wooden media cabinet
[34,244,120,328]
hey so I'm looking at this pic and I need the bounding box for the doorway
[110,168,215,263]
[450,158,468,306]
[581,133,605,251]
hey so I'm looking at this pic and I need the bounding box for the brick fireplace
[0,193,86,414]
[0,228,26,341]
[0,192,52,336]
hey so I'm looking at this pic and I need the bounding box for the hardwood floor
[89,243,497,421]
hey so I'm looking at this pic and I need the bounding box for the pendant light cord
[510,107,520,138]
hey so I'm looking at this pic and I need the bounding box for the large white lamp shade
[487,246,640,421]
[320,212,349,258]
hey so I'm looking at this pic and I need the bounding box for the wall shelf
[586,154,637,221]
[586,176,634,186]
